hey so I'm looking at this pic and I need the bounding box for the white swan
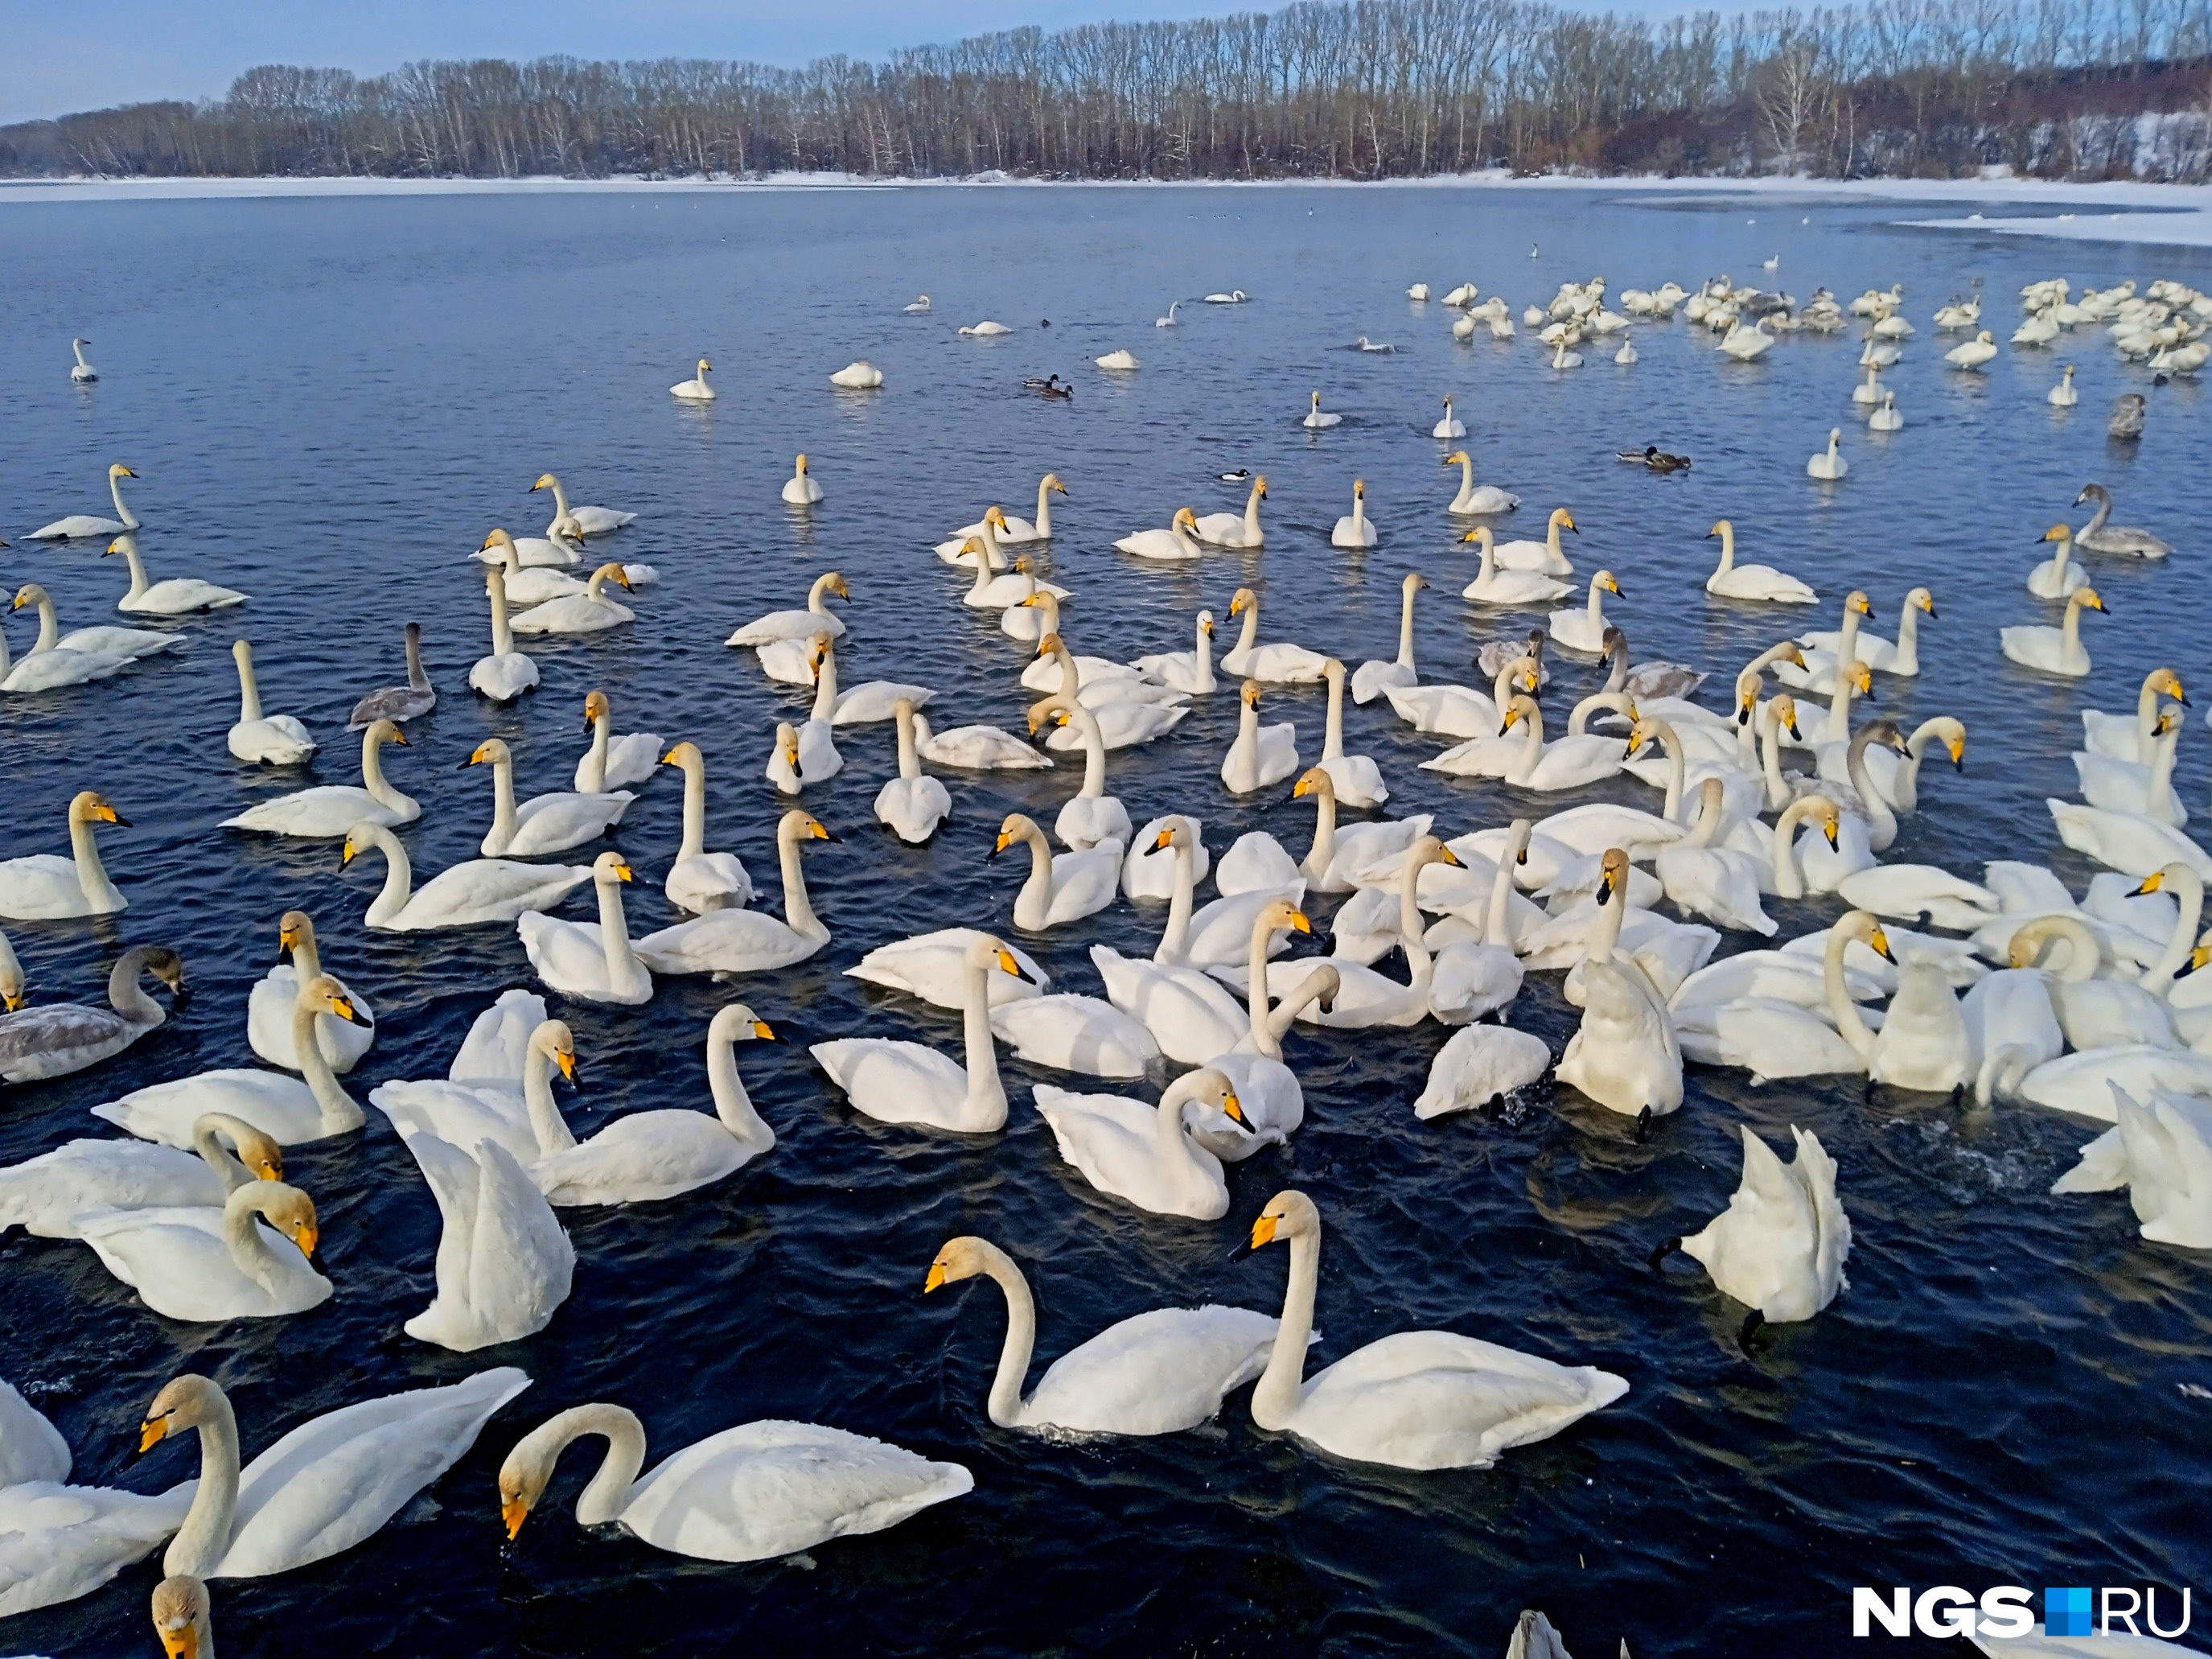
[1432,393,1464,438]
[1555,852,1683,1119]
[989,992,1159,1079]
[2047,799,2212,883]
[1034,1068,1249,1219]
[2082,667,2186,762]
[808,633,935,725]
[925,1236,1280,1433]
[104,535,245,614]
[1416,1023,1551,1118]
[993,812,1120,929]
[0,1377,191,1617]
[849,928,1046,1012]
[875,699,951,844]
[13,582,179,660]
[248,911,374,1072]
[1654,775,1774,935]
[1095,348,1140,370]
[1092,890,1299,1065]
[0,611,133,693]
[2052,1082,2212,1249]
[518,852,653,1005]
[1113,505,1207,562]
[1490,505,1578,575]
[0,791,130,920]
[79,1179,329,1322]
[528,1005,779,1206]
[342,821,592,932]
[911,710,1050,771]
[1653,1126,1849,1338]
[1425,694,1624,790]
[508,562,635,636]
[1442,450,1519,515]
[767,714,840,794]
[830,360,883,388]
[812,932,1027,1133]
[726,570,849,649]
[1704,519,1815,603]
[220,719,416,837]
[474,523,582,573]
[496,1401,967,1564]
[1330,479,1377,549]
[634,809,834,975]
[1157,300,1182,326]
[670,356,713,400]
[1547,570,1622,654]
[1349,574,1425,706]
[30,463,140,540]
[92,977,368,1147]
[1206,290,1249,303]
[2000,586,2104,677]
[1238,1190,1627,1469]
[0,1112,281,1239]
[1301,389,1342,429]
[1460,525,1569,605]
[397,1130,571,1351]
[466,737,632,857]
[574,690,661,792]
[226,640,315,765]
[959,319,1013,336]
[905,294,931,312]
[1026,694,1132,850]
[2074,711,2185,825]
[2028,521,2090,599]
[1869,389,1902,430]
[779,453,824,505]
[1221,679,1300,794]
[68,336,98,383]
[371,1013,571,1167]
[469,564,538,702]
[0,942,180,1082]
[140,1368,530,1579]
[2049,363,2078,405]
[1314,657,1386,805]
[1132,610,1217,695]
[1191,476,1265,547]
[531,472,634,537]
[1220,586,1329,683]
[1945,329,1998,368]
[1806,427,1848,480]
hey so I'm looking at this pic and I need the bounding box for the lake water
[2,183,2210,1658]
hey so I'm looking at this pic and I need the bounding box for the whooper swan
[219,719,417,838]
[0,791,130,920]
[633,810,833,974]
[105,535,245,614]
[341,821,593,932]
[811,931,1030,1132]
[518,852,653,1005]
[228,640,316,764]
[0,942,181,1082]
[531,471,634,537]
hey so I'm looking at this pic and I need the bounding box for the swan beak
[157,1621,195,1659]
[556,1050,578,1084]
[120,466,135,478]
[1439,847,1464,867]
[529,475,553,492]
[812,821,840,843]
[1596,871,1615,905]
[330,995,368,1027]
[138,1415,170,1454]
[1203,618,1214,636]
[996,949,1026,978]
[390,731,409,747]
[1606,576,1623,595]
[341,838,356,867]
[1787,720,1803,741]
[2134,871,2166,895]
[457,751,483,770]
[1947,739,1966,768]
[1289,911,1312,934]
[751,1020,775,1041]
[1223,1089,1249,1128]
[783,746,800,769]
[503,1497,532,1541]
[1561,516,1579,533]
[1823,819,1840,849]
[1921,595,1938,617]
[989,831,1012,859]
[1460,529,1478,542]
[923,1262,949,1294]
[613,861,634,882]
[278,926,298,959]
[254,1155,283,1182]
[94,804,130,826]
[662,749,680,766]
[1244,685,1259,709]
[2,990,24,1011]
[2177,945,2210,981]
[1869,925,1896,962]
[1235,1212,1281,1258]
[101,541,119,558]
[290,1220,320,1260]
[1153,829,1174,850]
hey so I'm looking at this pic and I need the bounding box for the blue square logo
[2047,1588,2094,1637]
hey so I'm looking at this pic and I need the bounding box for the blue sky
[3,0,1272,122]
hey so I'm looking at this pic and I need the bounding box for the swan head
[1253,476,1268,497]
[774,723,800,770]
[1844,661,1874,699]
[1500,694,1540,731]
[808,636,833,680]
[711,1003,775,1045]
[1840,909,1896,960]
[529,1019,578,1084]
[277,910,315,961]
[1404,572,1429,592]
[111,463,136,480]
[1795,795,1844,848]
[963,931,1027,982]
[1771,695,1803,740]
[10,583,50,611]
[1174,507,1199,530]
[1593,848,1630,905]
[301,973,368,1028]
[460,738,510,771]
[1412,834,1462,871]
[782,809,837,846]
[481,528,516,553]
[1257,896,1310,941]
[1310,390,1321,406]
[697,358,711,373]
[1033,629,1066,659]
[1458,525,1493,549]
[591,851,633,887]
[529,473,558,492]
[990,813,1042,858]
[1290,766,1333,804]
[70,789,130,828]
[1861,718,1910,756]
[242,1179,320,1260]
[139,1373,228,1451]
[1240,1188,1321,1255]
[1443,451,1469,467]
[583,689,613,729]
[1845,591,1872,616]
[102,534,138,558]
[794,454,810,476]
[1179,1068,1246,1132]
[824,572,850,601]
[1706,518,1733,539]
[1597,570,1622,596]
[1552,508,1579,533]
[151,1574,209,1659]
[924,1234,1009,1294]
[1909,587,1936,617]
[2074,587,2107,615]
[1626,718,1661,755]
[1241,679,1263,709]
[1025,695,1073,736]
[1043,473,1067,494]
[2148,668,2188,704]
[1229,587,1256,617]
[592,562,632,592]
[2074,483,2108,506]
[1152,817,1194,852]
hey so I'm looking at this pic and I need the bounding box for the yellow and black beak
[503,1496,531,1541]
[923,1261,949,1294]
[1233,1212,1281,1259]
[1869,926,1897,963]
[138,1414,170,1455]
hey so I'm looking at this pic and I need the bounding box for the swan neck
[234,647,265,722]
[1020,828,1053,918]
[191,1115,257,1192]
[34,596,59,653]
[551,1404,648,1526]
[960,951,1005,1122]
[1246,914,1276,1049]
[1585,872,1626,965]
[488,572,516,656]
[978,1247,1038,1426]
[1825,924,1878,1056]
[2144,869,2203,992]
[1770,802,1807,899]
[1235,603,1260,657]
[596,871,639,995]
[1396,587,1417,669]
[109,951,166,1025]
[1252,1225,1320,1430]
[1156,836,1195,965]
[1322,672,1345,759]
[1075,707,1105,797]
[1034,477,1055,539]
[1302,784,1338,878]
[811,645,840,721]
[121,542,151,601]
[1848,732,1896,844]
[113,470,138,528]
[1715,524,1735,573]
[896,709,920,779]
[1485,841,1518,945]
[778,821,822,935]
[1244,481,1262,537]
[166,1393,241,1579]
[364,829,412,926]
[707,1027,772,1142]
[67,811,122,912]
[220,1184,288,1288]
[580,716,609,791]
[1659,724,1687,822]
[1397,851,1426,945]
[1825,673,1853,743]
[292,992,364,1134]
[523,1044,579,1155]
[405,628,429,690]
[490,755,519,842]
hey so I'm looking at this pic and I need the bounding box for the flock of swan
[2,251,2204,1659]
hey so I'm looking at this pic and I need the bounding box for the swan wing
[847,929,1047,1010]
[810,1039,972,1127]
[0,1139,221,1238]
[216,1368,530,1579]
[0,1480,195,1616]
[507,791,634,855]
[988,995,1159,1079]
[395,860,593,929]
[1033,1085,1224,1218]
[91,1070,327,1149]
[447,990,550,1086]
[532,1110,754,1207]
[633,912,820,976]
[0,1002,138,1083]
[621,1421,969,1563]
[78,1206,329,1321]
[1025,1307,1281,1434]
[405,1136,572,1348]
[1088,947,1245,1065]
[1413,1025,1549,1117]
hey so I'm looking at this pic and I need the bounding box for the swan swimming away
[1651,1126,1851,1344]
[1095,348,1141,370]
[670,357,713,400]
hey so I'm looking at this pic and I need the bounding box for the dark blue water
[2,183,2209,1658]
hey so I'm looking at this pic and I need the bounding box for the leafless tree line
[4,0,2210,182]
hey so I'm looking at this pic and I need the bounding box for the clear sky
[2,0,1273,123]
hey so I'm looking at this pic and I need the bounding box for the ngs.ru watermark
[1853,1585,2193,1639]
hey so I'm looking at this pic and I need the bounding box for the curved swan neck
[1825,925,1878,1056]
[523,1042,578,1155]
[2062,593,2087,653]
[1018,824,1054,918]
[1846,729,1897,845]
[1068,705,1106,797]
[1243,480,1263,537]
[1267,970,1333,1043]
[191,1116,260,1192]
[360,727,405,811]
[545,1404,649,1526]
[807,572,838,612]
[1824,672,1855,743]
[404,627,430,691]
[32,595,60,654]
[361,828,413,926]
[108,947,164,1023]
[975,1244,1038,1426]
[1770,801,1813,898]
[1713,523,1736,573]
[292,994,364,1134]
[1252,1224,1320,1429]
[1234,601,1260,657]
[676,754,707,861]
[112,469,138,528]
[960,949,1005,1122]
[777,817,823,936]
[232,644,265,722]
[166,1392,242,1579]
[707,1026,772,1142]
[2142,868,2203,992]
[1155,1070,1220,1194]
[1651,722,1687,822]
[118,540,153,602]
[220,1184,290,1289]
